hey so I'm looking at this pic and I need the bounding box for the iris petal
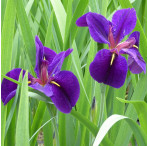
[112,8,137,43]
[86,13,110,44]
[120,48,146,74]
[44,47,57,65]
[76,12,90,27]
[34,36,44,78]
[1,68,33,105]
[89,49,128,88]
[50,71,80,113]
[128,31,140,47]
[30,82,53,97]
[48,48,73,76]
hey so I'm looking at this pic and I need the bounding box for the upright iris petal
[76,8,146,88]
[1,36,80,114]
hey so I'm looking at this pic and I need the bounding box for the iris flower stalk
[1,36,80,113]
[76,8,146,88]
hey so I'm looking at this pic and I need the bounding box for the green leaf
[59,113,66,146]
[43,109,53,146]
[50,0,66,41]
[70,110,113,146]
[115,74,147,146]
[30,101,46,146]
[29,116,55,142]
[116,97,147,134]
[5,71,23,138]
[1,0,16,145]
[44,11,54,47]
[16,0,35,66]
[93,114,146,146]
[109,83,126,142]
[46,103,59,146]
[64,0,89,50]
[16,71,29,146]
[100,0,109,16]
[1,0,16,75]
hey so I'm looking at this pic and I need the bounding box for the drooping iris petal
[50,71,80,113]
[48,48,73,76]
[89,49,128,88]
[120,48,146,74]
[44,47,57,65]
[1,68,33,105]
[86,13,110,44]
[35,36,44,78]
[128,31,140,47]
[30,82,53,97]
[76,12,91,27]
[112,8,137,43]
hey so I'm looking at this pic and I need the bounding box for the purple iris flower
[76,8,146,88]
[1,36,80,113]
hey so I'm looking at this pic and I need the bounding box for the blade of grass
[109,83,126,142]
[115,74,147,146]
[5,71,23,138]
[93,114,146,146]
[29,117,55,142]
[79,40,95,145]
[64,0,89,50]
[46,103,59,146]
[5,99,16,146]
[16,71,29,146]
[43,109,54,146]
[16,0,35,66]
[50,0,66,41]
[70,110,114,146]
[59,112,66,146]
[30,101,46,146]
[1,0,16,145]
[116,98,147,134]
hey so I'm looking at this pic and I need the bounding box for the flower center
[108,26,138,65]
[40,60,49,85]
[108,26,138,54]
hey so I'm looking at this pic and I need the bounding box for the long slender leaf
[50,0,66,41]
[5,71,23,138]
[30,101,46,146]
[93,114,146,146]
[70,110,114,146]
[16,0,35,66]
[116,97,147,134]
[115,74,147,146]
[16,72,29,146]
[1,0,16,145]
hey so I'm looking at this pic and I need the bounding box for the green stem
[98,84,107,127]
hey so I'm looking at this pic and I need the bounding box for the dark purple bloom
[76,8,146,88]
[1,36,80,113]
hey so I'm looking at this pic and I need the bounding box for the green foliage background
[1,0,147,145]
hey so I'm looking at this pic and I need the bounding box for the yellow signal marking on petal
[28,81,31,84]
[110,53,115,66]
[133,45,138,49]
[50,81,60,87]
[44,56,46,60]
